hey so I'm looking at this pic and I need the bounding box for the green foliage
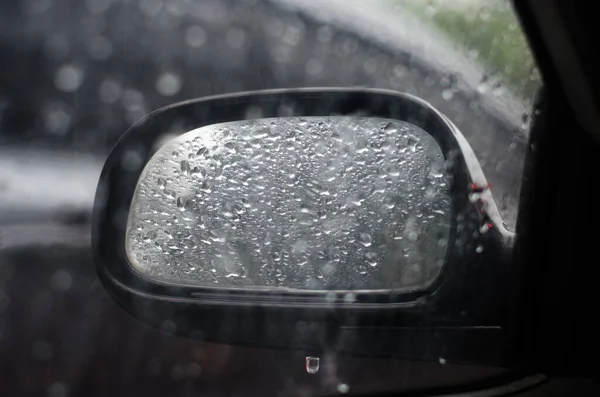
[399,1,541,101]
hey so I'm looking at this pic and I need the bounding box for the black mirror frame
[93,88,513,364]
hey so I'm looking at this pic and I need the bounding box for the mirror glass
[126,117,451,291]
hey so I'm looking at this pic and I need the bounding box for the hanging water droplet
[306,356,320,374]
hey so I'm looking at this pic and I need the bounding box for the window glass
[0,0,540,395]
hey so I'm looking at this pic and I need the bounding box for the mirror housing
[93,88,513,365]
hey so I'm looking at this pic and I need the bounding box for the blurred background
[0,0,539,229]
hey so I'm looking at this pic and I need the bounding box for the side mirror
[93,88,513,366]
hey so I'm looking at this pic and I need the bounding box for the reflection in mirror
[126,117,451,291]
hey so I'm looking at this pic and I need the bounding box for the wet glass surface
[127,117,451,290]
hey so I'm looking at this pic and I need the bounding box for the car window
[0,0,540,396]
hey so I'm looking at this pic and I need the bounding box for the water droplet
[291,239,308,254]
[384,122,397,134]
[305,58,323,76]
[51,270,72,292]
[146,359,161,376]
[442,88,454,101]
[439,357,447,365]
[185,25,207,48]
[85,0,112,14]
[226,28,246,49]
[358,233,372,247]
[55,64,84,92]
[337,383,350,394]
[306,356,320,374]
[343,293,356,303]
[475,245,484,253]
[31,340,53,361]
[156,72,182,96]
[477,74,489,94]
[365,252,378,266]
[186,362,202,378]
[157,178,167,190]
[200,180,213,193]
[43,102,72,135]
[98,79,122,104]
[196,146,208,156]
[180,160,190,175]
[88,36,113,61]
[176,196,189,212]
[44,34,70,60]
[139,0,164,16]
[300,204,317,216]
[492,82,504,96]
[121,149,143,171]
[47,382,69,397]
[170,365,184,381]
